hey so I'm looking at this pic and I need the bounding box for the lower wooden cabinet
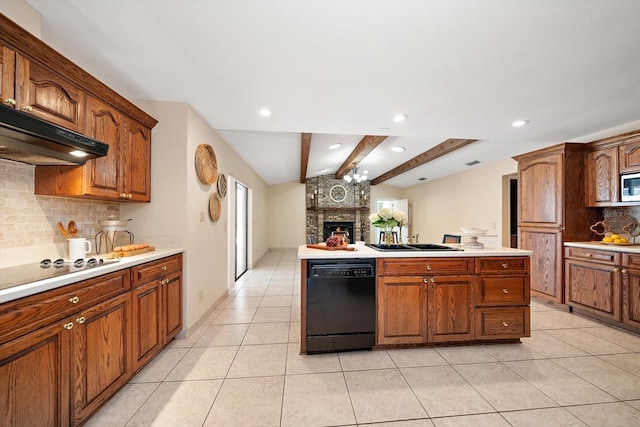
[376,276,426,345]
[0,253,183,427]
[427,275,474,342]
[475,307,530,339]
[622,254,640,330]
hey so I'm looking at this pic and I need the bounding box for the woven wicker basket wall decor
[195,144,218,185]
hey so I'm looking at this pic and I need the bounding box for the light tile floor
[87,250,640,426]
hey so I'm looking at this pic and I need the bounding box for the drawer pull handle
[502,263,508,269]
[69,296,80,304]
[161,265,167,271]
[622,269,628,274]
[426,265,431,271]
[4,98,16,105]
[22,105,33,112]
[423,278,429,283]
[587,253,592,257]
[502,321,509,327]
[502,288,509,294]
[76,317,85,324]
[63,322,74,330]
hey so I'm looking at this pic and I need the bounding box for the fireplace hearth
[323,222,354,244]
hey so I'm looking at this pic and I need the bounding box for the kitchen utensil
[68,220,77,238]
[69,238,92,260]
[57,221,72,239]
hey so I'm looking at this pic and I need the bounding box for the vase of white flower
[369,208,407,246]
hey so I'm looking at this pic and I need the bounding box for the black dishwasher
[306,259,375,354]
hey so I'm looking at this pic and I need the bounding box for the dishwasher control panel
[309,260,375,278]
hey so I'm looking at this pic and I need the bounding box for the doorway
[235,181,248,280]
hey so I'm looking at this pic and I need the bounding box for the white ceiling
[25,0,640,187]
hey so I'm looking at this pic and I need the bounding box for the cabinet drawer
[623,253,640,269]
[475,257,529,274]
[475,307,530,340]
[131,254,182,287]
[565,247,620,264]
[475,275,529,306]
[0,270,129,345]
[378,258,474,276]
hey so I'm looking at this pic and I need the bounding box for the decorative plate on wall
[209,192,222,221]
[329,184,347,203]
[217,173,227,197]
[195,144,218,185]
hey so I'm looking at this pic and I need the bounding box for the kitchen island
[298,242,532,353]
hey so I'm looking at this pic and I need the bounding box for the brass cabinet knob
[502,263,508,269]
[76,317,85,324]
[22,105,33,112]
[423,278,429,283]
[431,278,436,283]
[613,268,619,273]
[69,296,80,304]
[161,265,167,271]
[502,288,509,294]
[4,98,16,105]
[127,193,132,199]
[63,322,74,330]
[621,269,628,274]
[502,321,509,327]
[119,193,126,199]
[426,265,432,271]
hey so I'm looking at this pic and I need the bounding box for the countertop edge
[564,241,640,253]
[0,248,184,304]
[297,243,532,259]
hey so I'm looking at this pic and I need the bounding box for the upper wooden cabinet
[586,147,618,206]
[1,15,157,202]
[619,135,640,173]
[517,152,564,227]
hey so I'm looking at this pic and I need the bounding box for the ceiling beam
[370,138,478,185]
[335,135,387,179]
[299,133,312,183]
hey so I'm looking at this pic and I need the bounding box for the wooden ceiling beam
[335,135,387,179]
[370,138,478,185]
[299,133,312,183]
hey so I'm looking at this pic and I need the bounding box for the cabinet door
[84,96,125,198]
[518,153,563,226]
[124,117,152,201]
[619,139,640,174]
[71,293,130,425]
[376,276,426,345]
[0,319,71,427]
[0,43,16,106]
[565,259,620,321]
[131,280,162,371]
[427,275,474,342]
[586,148,619,206]
[520,227,564,303]
[622,268,640,329]
[162,271,183,343]
[15,55,86,132]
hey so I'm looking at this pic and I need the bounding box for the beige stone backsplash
[1,159,120,267]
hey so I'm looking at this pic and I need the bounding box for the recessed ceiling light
[391,146,406,153]
[418,177,427,181]
[257,108,272,117]
[328,143,341,150]
[511,119,529,127]
[393,114,408,122]
[465,160,480,166]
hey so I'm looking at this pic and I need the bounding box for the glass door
[235,182,248,280]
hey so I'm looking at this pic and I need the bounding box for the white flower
[369,213,380,223]
[393,211,407,225]
[378,208,393,220]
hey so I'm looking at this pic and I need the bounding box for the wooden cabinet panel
[476,275,529,306]
[619,138,640,174]
[0,318,71,427]
[518,153,562,226]
[586,147,619,206]
[131,281,162,370]
[475,307,530,339]
[565,258,620,321]
[520,227,563,303]
[163,271,183,342]
[565,247,620,264]
[427,275,474,342]
[378,258,473,276]
[376,276,426,345]
[0,43,16,104]
[71,293,130,425]
[15,55,86,132]
[125,117,152,201]
[475,257,529,274]
[131,255,182,287]
[622,268,640,329]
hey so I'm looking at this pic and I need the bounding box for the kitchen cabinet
[622,253,640,330]
[514,143,597,304]
[586,147,618,206]
[0,44,16,105]
[474,257,530,340]
[0,254,182,427]
[131,254,183,370]
[426,274,474,342]
[377,275,426,345]
[618,136,640,174]
[565,246,621,321]
[71,293,131,426]
[34,97,152,201]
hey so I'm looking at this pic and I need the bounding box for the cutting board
[105,246,156,258]
[306,244,356,251]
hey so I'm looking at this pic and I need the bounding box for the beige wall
[268,182,306,248]
[122,101,269,331]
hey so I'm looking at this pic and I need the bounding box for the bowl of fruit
[601,233,632,245]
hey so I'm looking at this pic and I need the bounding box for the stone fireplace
[323,221,355,243]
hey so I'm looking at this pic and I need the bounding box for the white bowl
[460,227,488,235]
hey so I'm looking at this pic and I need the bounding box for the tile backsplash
[0,159,120,266]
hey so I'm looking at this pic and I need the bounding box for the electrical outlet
[199,211,205,222]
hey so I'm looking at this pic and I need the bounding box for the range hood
[0,104,109,165]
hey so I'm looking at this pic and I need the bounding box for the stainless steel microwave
[621,173,640,201]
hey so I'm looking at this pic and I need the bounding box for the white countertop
[298,242,532,259]
[565,241,640,254]
[0,248,184,304]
